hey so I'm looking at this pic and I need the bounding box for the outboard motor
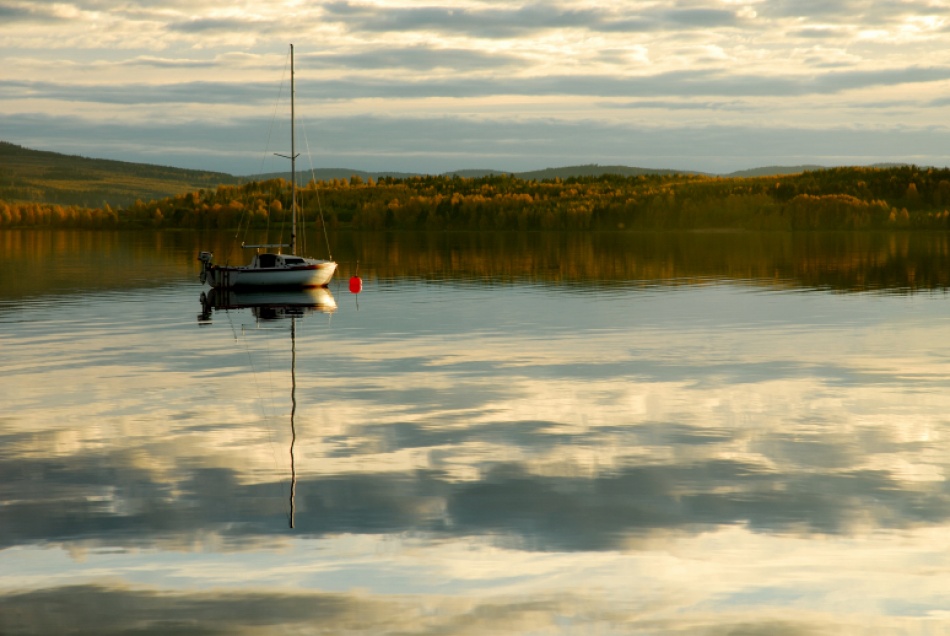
[198,251,214,284]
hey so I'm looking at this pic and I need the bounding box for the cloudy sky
[4,0,950,175]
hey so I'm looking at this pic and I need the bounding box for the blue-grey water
[3,229,950,634]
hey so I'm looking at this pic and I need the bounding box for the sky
[3,0,950,175]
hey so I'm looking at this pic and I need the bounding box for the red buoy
[349,276,363,294]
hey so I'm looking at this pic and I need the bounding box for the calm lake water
[4,229,950,634]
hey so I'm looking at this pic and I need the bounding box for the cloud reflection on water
[3,287,950,547]
[3,251,950,631]
[4,529,950,634]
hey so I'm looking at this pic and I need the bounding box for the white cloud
[2,0,950,171]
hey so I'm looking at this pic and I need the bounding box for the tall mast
[290,43,297,255]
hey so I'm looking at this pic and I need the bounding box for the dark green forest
[4,164,950,231]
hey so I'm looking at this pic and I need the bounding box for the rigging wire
[300,119,334,261]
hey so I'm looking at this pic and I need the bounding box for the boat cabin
[252,254,308,269]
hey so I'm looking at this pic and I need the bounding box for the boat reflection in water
[198,287,337,324]
[197,287,336,529]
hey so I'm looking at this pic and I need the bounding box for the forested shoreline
[3,165,950,231]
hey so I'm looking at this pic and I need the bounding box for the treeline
[0,201,119,228]
[5,165,950,231]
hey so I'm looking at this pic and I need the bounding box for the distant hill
[438,165,702,179]
[254,163,699,183]
[0,142,242,207]
[725,165,828,178]
[724,163,911,178]
[251,168,421,182]
[512,164,704,180]
[0,141,921,209]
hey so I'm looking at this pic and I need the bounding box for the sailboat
[198,44,337,289]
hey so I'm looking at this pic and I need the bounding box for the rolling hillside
[0,142,242,207]
[2,140,871,209]
[253,164,702,183]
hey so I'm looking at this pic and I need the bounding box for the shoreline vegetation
[4,164,950,232]
[5,227,950,296]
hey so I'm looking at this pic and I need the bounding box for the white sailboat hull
[203,258,337,289]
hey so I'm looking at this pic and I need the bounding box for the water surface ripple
[2,230,950,634]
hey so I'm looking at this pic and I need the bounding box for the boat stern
[198,251,214,285]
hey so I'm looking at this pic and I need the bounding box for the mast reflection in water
[198,287,337,528]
